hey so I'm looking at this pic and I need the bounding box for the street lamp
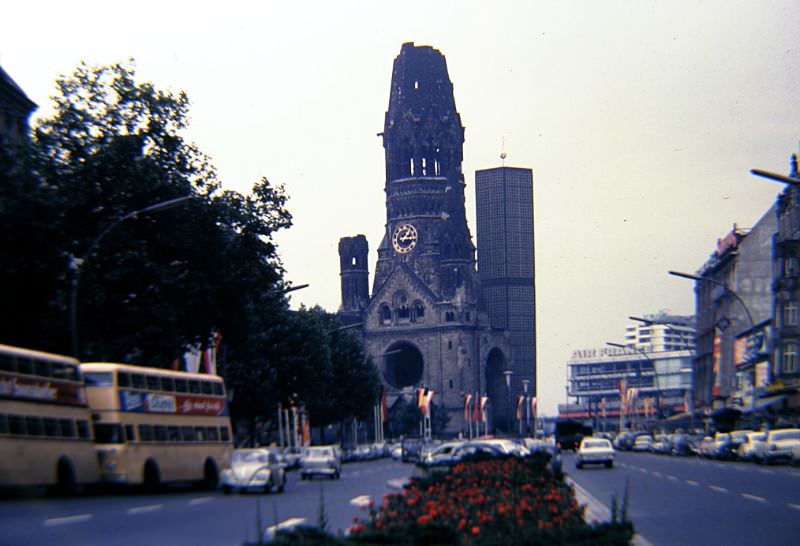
[502,370,513,435]
[669,269,756,415]
[68,195,194,357]
[521,379,531,436]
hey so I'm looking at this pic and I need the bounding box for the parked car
[709,433,737,460]
[736,431,767,461]
[650,434,672,455]
[669,433,695,456]
[696,436,716,458]
[221,448,286,494]
[757,428,800,465]
[300,445,342,480]
[420,441,464,466]
[575,437,615,469]
[631,435,653,452]
[401,437,423,463]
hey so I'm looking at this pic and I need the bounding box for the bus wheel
[202,459,219,491]
[143,460,161,493]
[54,458,76,496]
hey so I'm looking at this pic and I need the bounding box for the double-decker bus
[80,362,233,489]
[0,344,98,492]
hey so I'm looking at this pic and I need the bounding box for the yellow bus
[80,362,233,490]
[0,344,99,492]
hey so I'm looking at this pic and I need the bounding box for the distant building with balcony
[691,209,776,427]
[625,312,695,352]
[768,152,800,420]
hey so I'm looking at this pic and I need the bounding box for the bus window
[175,379,188,393]
[124,425,135,442]
[60,419,76,438]
[77,420,90,440]
[84,372,114,387]
[95,423,123,444]
[207,427,219,442]
[0,415,7,434]
[9,415,25,435]
[195,426,206,442]
[154,425,167,442]
[25,416,43,436]
[43,418,59,437]
[146,375,160,391]
[181,426,195,442]
[161,377,175,392]
[132,374,146,389]
[0,355,15,372]
[188,380,200,394]
[168,426,180,442]
[34,360,51,378]
[17,358,33,376]
[201,382,212,395]
[220,427,230,442]
[212,382,223,396]
[140,424,155,442]
[117,372,131,387]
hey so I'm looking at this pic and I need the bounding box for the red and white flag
[464,393,473,422]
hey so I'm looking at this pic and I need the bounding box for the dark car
[401,438,423,463]
[669,433,695,456]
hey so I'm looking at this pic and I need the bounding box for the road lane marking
[652,471,662,478]
[189,497,213,505]
[788,504,800,511]
[685,480,699,486]
[127,504,163,515]
[709,485,728,494]
[387,478,409,491]
[43,514,93,527]
[741,493,766,503]
[666,475,678,481]
[758,469,774,474]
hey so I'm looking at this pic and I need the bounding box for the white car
[758,428,800,464]
[221,448,286,494]
[300,446,342,480]
[575,437,615,469]
[421,441,464,465]
[736,431,766,461]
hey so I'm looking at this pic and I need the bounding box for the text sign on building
[734,323,770,368]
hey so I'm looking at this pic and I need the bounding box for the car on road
[421,441,464,466]
[631,434,653,452]
[575,437,615,469]
[300,445,342,480]
[650,434,672,455]
[401,437,423,463]
[736,431,766,461]
[709,432,737,460]
[757,428,800,465]
[220,448,286,494]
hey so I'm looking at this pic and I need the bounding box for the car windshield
[309,448,333,457]
[233,451,268,464]
[583,440,610,449]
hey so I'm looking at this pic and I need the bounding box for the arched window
[411,301,425,323]
[380,304,392,325]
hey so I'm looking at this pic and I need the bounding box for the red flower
[471,526,480,536]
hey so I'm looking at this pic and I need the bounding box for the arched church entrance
[485,348,509,433]
[383,341,424,389]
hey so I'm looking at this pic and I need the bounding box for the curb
[566,477,653,546]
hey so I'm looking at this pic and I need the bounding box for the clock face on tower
[392,223,418,253]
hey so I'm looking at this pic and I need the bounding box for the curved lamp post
[502,369,513,435]
[669,270,756,414]
[68,195,193,357]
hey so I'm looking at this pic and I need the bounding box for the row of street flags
[173,330,222,375]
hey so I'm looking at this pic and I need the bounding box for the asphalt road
[0,459,415,546]
[563,450,800,546]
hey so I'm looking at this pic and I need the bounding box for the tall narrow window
[784,301,799,326]
[782,343,798,374]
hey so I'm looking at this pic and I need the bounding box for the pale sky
[4,1,799,415]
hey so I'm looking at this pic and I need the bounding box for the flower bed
[270,453,633,546]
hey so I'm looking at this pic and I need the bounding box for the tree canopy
[0,60,379,440]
